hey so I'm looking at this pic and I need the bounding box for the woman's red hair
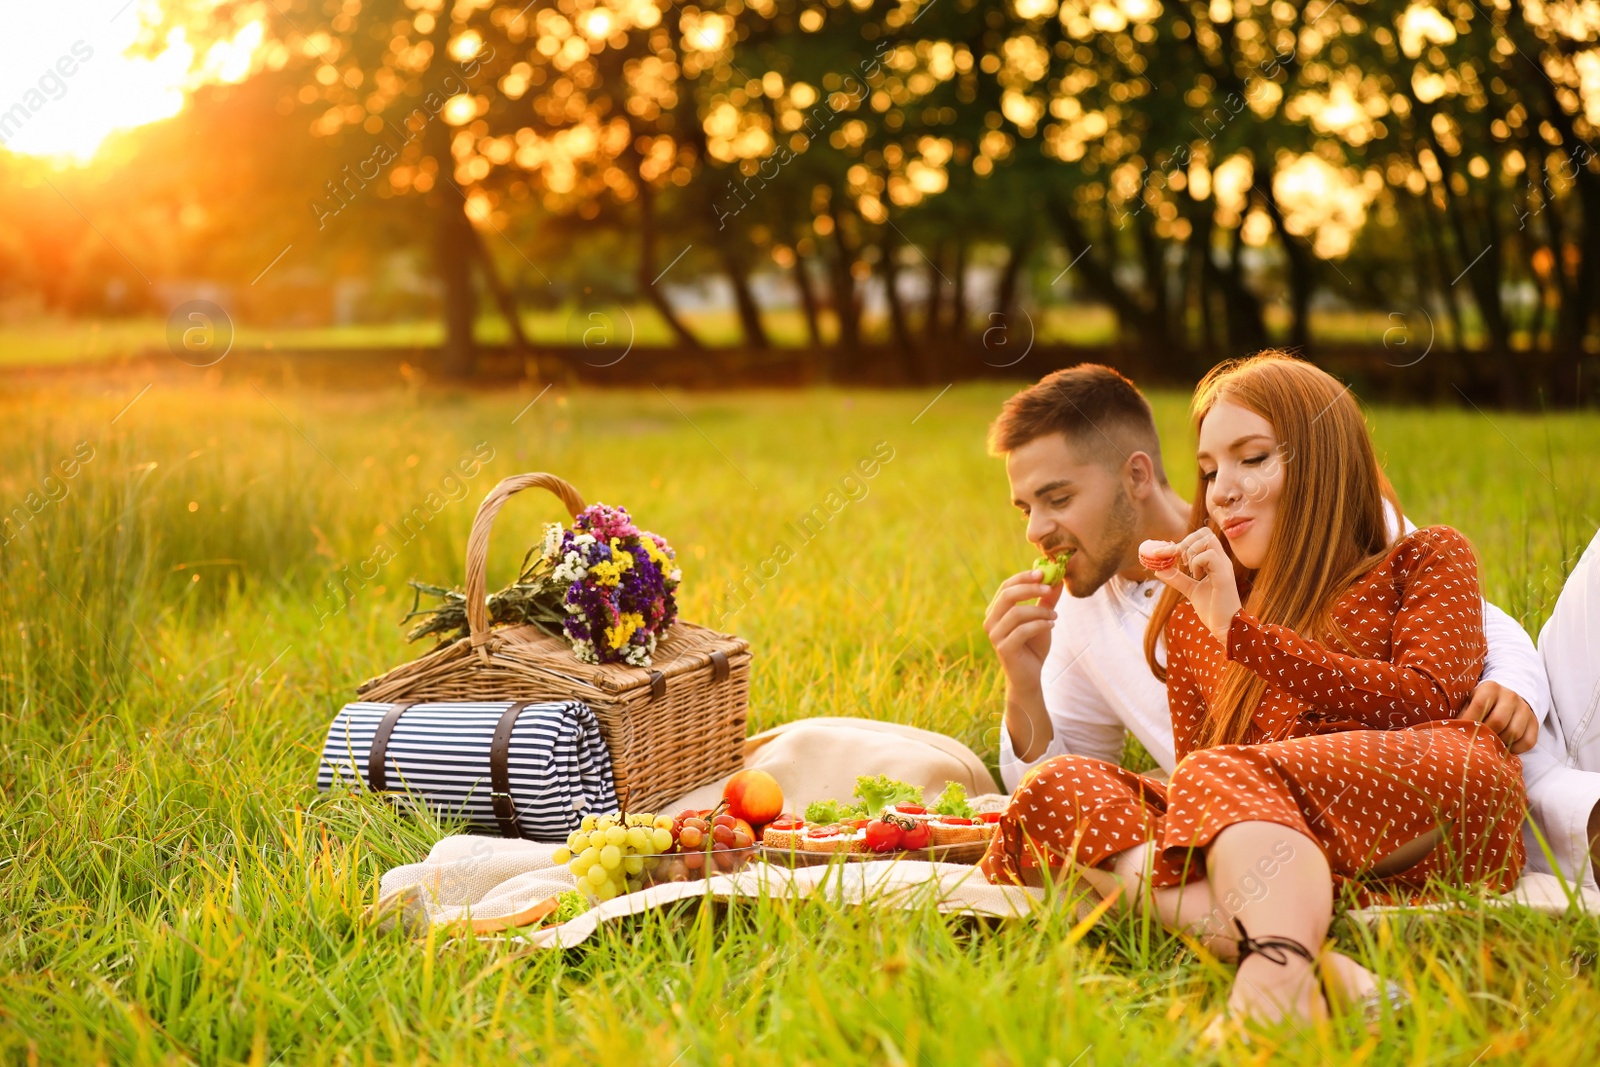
[1144,352,1401,750]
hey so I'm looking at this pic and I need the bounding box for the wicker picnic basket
[355,472,750,813]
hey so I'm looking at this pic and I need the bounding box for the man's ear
[1124,451,1158,499]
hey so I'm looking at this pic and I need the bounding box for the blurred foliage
[5,2,1600,400]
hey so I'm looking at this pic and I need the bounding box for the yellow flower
[589,560,623,587]
[605,611,645,650]
[642,538,670,567]
[608,538,635,571]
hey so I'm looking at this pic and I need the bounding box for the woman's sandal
[1205,920,1409,1043]
[1199,920,1325,1046]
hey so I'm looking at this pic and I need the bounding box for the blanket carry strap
[367,702,417,793]
[489,701,536,838]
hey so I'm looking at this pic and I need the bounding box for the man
[1525,527,1600,889]
[982,364,1600,889]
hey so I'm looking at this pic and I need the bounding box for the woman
[978,353,1528,1027]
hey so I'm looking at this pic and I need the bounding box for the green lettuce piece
[853,774,925,815]
[930,781,975,819]
[803,798,865,824]
[550,895,588,927]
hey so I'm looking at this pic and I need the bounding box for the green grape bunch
[552,811,676,903]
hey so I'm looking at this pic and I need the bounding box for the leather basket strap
[490,701,534,838]
[367,702,416,793]
[708,649,729,683]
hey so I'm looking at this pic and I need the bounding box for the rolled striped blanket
[316,700,618,841]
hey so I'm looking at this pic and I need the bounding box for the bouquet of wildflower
[543,504,681,666]
[404,503,681,667]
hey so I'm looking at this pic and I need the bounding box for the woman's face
[1196,399,1287,570]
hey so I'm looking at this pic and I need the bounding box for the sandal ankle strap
[1233,918,1319,967]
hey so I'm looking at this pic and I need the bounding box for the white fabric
[668,716,999,815]
[1347,871,1600,924]
[1523,528,1600,890]
[371,835,1052,943]
[374,833,1595,941]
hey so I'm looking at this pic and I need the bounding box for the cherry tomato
[901,822,932,850]
[894,804,927,815]
[864,819,904,853]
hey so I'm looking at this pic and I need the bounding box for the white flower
[540,522,564,559]
[552,549,589,585]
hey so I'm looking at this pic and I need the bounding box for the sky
[0,1,260,162]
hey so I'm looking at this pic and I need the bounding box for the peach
[722,770,784,827]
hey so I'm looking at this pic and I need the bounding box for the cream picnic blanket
[370,717,1600,941]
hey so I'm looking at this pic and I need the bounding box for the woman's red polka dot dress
[980,526,1528,901]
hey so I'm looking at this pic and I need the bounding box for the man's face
[1006,433,1138,598]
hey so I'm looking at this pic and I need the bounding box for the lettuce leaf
[853,774,924,815]
[803,798,865,824]
[930,782,975,819]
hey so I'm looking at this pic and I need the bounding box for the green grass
[1,377,1598,1064]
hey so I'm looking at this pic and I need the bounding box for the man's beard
[1062,487,1138,598]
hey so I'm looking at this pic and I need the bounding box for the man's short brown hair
[987,364,1166,482]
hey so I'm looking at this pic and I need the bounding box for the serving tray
[758,839,991,867]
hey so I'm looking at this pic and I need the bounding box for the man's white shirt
[998,571,1171,786]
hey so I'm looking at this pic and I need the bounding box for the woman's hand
[1140,529,1242,643]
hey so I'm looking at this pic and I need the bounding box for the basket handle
[464,473,586,656]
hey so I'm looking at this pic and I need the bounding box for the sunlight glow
[0,1,262,164]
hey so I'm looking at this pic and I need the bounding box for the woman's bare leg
[1206,821,1331,1023]
[1065,831,1384,1021]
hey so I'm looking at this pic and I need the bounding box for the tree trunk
[826,206,861,363]
[1256,186,1314,354]
[426,126,477,379]
[636,182,703,349]
[1429,141,1514,401]
[950,241,969,341]
[473,229,531,359]
[1506,1,1600,402]
[1525,140,1574,356]
[1188,208,1219,356]
[994,235,1032,325]
[791,250,824,349]
[421,17,477,380]
[1045,194,1165,351]
[923,240,947,340]
[880,235,916,380]
[1413,191,1465,355]
[1216,223,1267,356]
[720,243,770,350]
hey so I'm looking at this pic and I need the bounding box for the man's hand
[986,569,1062,763]
[1458,681,1538,755]
[984,569,1061,685]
